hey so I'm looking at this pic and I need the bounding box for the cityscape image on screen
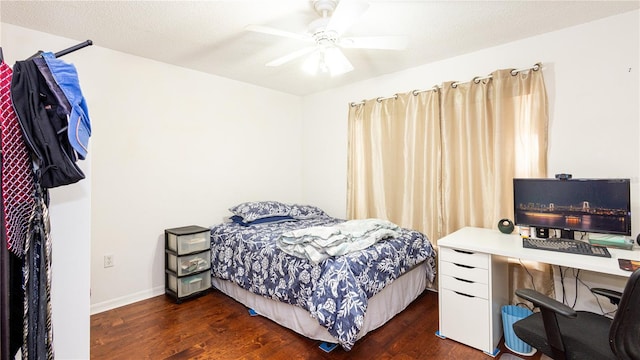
[513,178,631,236]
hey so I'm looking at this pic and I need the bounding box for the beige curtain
[347,65,553,300]
[440,67,553,300]
[347,90,442,242]
[440,68,548,233]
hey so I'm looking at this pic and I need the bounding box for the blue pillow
[229,201,292,222]
[229,215,246,224]
[230,215,295,227]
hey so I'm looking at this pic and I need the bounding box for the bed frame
[211,262,431,346]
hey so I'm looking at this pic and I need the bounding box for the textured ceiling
[2,1,639,96]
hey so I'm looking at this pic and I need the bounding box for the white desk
[436,226,640,356]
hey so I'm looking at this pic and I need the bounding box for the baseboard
[90,285,165,315]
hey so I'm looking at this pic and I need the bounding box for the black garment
[10,60,84,188]
[23,200,53,360]
[8,251,23,357]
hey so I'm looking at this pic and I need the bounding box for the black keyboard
[522,237,612,258]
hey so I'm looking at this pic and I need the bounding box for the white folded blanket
[276,218,400,264]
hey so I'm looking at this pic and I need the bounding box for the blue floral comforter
[209,217,436,350]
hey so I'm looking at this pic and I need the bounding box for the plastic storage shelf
[164,225,211,303]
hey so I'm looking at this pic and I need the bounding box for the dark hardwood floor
[91,290,542,359]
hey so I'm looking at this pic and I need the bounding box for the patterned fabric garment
[22,197,54,360]
[0,60,35,256]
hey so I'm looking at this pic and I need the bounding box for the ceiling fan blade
[326,0,369,36]
[339,36,409,50]
[245,24,312,42]
[265,46,317,67]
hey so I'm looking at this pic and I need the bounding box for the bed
[209,201,437,350]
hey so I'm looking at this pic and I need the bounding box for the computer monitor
[513,178,631,238]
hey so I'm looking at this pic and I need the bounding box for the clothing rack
[0,38,93,360]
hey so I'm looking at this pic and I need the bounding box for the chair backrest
[609,268,640,359]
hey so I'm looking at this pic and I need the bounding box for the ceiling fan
[246,0,408,77]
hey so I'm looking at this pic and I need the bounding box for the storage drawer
[167,231,209,255]
[439,260,488,284]
[167,251,211,276]
[440,274,489,299]
[167,271,211,297]
[439,246,489,269]
[440,288,491,352]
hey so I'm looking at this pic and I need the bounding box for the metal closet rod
[55,39,93,58]
[27,39,94,61]
[0,40,91,63]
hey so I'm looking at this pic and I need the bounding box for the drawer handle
[454,277,473,283]
[453,263,474,269]
[454,291,474,298]
[453,249,473,255]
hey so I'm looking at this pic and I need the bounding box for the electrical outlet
[104,254,114,268]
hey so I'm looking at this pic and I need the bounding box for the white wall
[301,10,639,311]
[85,39,304,313]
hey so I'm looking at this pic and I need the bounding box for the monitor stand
[561,229,575,240]
[535,227,549,238]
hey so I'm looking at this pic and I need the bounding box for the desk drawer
[439,288,490,352]
[439,247,489,269]
[439,261,488,284]
[440,274,488,299]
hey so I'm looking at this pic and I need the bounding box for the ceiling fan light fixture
[302,50,323,75]
[301,46,353,77]
[324,46,353,76]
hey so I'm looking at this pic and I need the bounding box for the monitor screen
[513,178,631,236]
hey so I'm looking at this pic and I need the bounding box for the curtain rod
[349,63,541,107]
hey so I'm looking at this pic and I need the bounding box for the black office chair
[512,268,640,360]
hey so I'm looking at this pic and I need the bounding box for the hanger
[0,47,4,63]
